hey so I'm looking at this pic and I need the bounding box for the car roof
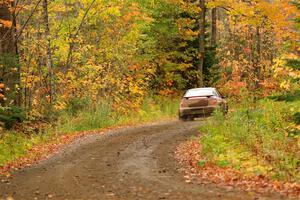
[184,88,218,97]
[187,87,217,92]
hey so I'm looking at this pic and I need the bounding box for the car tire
[179,115,188,121]
[187,116,194,121]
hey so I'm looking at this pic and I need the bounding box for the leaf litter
[175,139,300,199]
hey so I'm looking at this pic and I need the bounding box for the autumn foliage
[0,0,298,116]
[0,0,299,195]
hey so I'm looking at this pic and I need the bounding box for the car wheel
[187,116,194,121]
[179,115,188,121]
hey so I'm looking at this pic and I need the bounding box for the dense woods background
[0,0,299,124]
[0,0,299,186]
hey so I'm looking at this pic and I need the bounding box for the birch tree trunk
[42,0,54,105]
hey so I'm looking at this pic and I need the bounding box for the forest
[0,0,299,196]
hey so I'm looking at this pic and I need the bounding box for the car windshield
[184,89,214,97]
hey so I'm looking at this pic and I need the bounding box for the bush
[0,106,25,129]
[200,98,300,182]
[56,96,179,133]
[293,112,300,125]
[65,97,92,116]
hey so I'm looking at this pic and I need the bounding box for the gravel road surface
[0,120,285,200]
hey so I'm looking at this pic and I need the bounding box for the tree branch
[16,0,43,40]
[65,0,97,69]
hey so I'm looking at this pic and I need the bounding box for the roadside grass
[199,93,300,183]
[0,96,179,167]
[57,96,179,133]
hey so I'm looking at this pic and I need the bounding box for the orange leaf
[0,19,12,28]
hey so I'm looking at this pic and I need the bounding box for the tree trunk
[254,26,261,89]
[211,7,217,47]
[198,0,206,87]
[0,0,20,106]
[42,0,54,105]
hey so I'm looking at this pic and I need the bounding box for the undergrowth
[0,96,179,166]
[200,94,300,183]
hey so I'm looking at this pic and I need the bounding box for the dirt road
[0,120,285,200]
